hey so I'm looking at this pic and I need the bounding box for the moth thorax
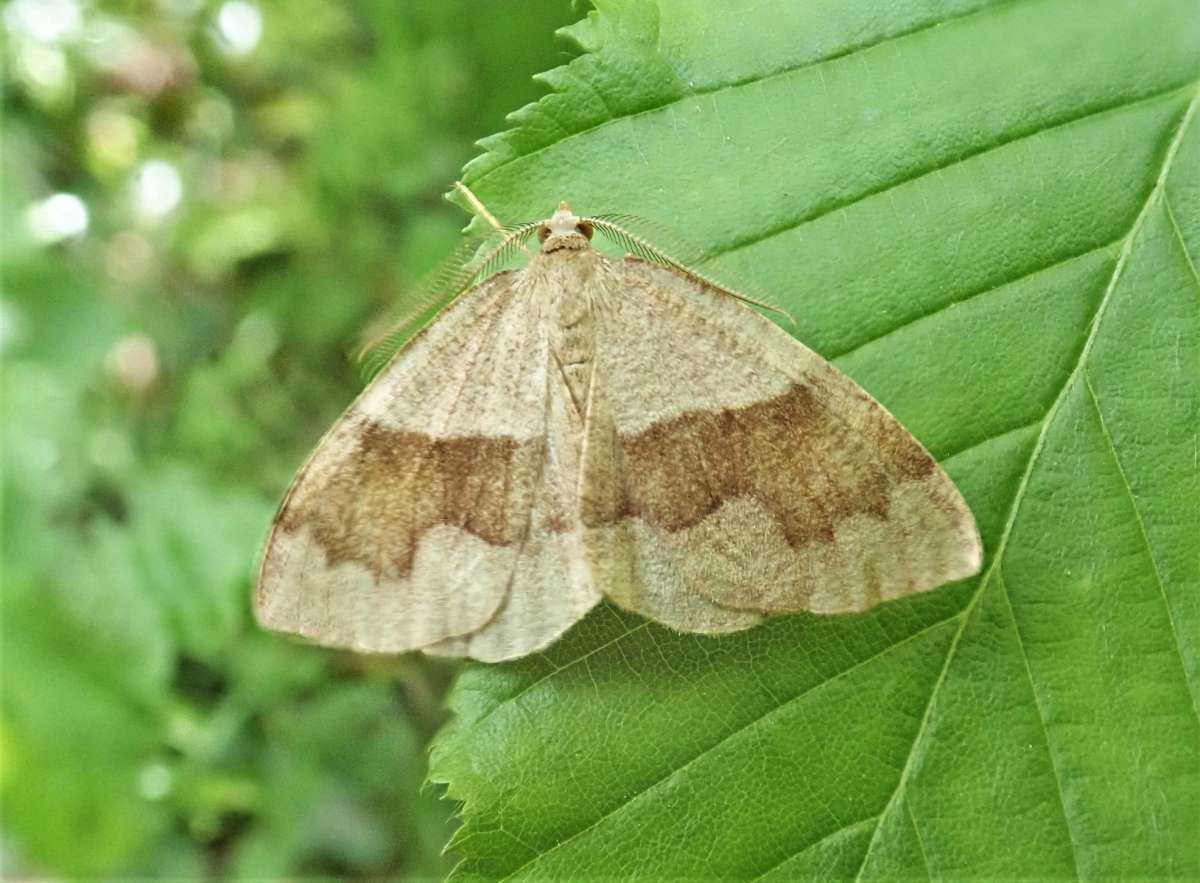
[540,231,591,253]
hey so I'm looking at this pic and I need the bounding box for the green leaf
[430,0,1200,879]
[0,464,271,876]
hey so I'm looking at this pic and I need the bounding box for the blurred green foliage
[1,0,580,878]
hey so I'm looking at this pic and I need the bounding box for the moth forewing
[256,196,983,662]
[357,221,541,379]
[257,264,565,659]
[587,213,796,324]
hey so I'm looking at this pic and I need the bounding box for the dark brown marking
[583,382,936,547]
[280,421,542,580]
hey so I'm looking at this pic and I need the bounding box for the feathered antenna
[356,183,537,379]
[587,213,796,325]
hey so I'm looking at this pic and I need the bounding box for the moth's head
[537,202,594,253]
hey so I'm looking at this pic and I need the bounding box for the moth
[256,194,982,662]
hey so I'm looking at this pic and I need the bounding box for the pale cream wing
[577,362,764,635]
[256,270,599,659]
[581,256,982,627]
[421,354,602,661]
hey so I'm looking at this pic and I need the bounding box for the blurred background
[1,0,580,878]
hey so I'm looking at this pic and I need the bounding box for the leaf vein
[908,803,934,883]
[852,79,1200,881]
[713,80,1198,260]
[995,566,1084,876]
[943,418,1041,463]
[1164,193,1200,293]
[499,613,961,881]
[471,1,1016,190]
[830,239,1120,362]
[852,573,989,881]
[467,620,652,731]
[747,815,880,882]
[1083,373,1200,726]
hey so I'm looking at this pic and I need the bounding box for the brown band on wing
[584,381,936,547]
[279,420,542,580]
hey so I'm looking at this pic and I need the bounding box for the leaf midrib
[849,83,1200,882]
[461,80,1200,883]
